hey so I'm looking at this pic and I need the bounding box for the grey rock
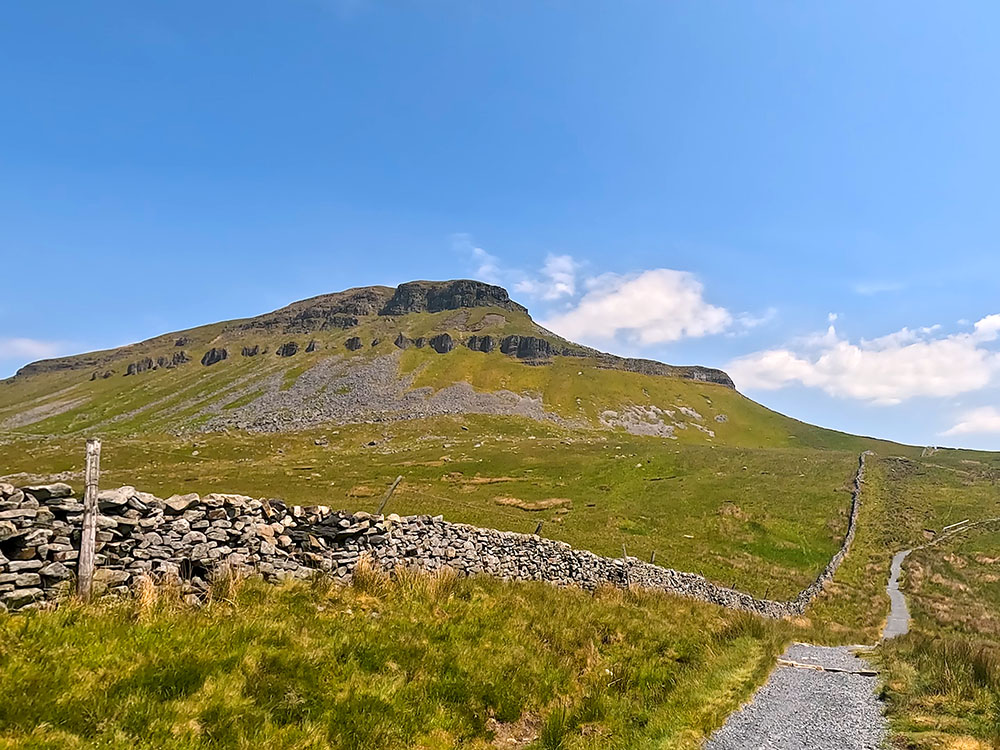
[201,348,228,366]
[165,494,199,513]
[429,333,454,354]
[23,483,73,501]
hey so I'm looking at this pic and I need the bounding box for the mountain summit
[1,279,748,438]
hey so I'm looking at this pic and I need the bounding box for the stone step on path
[704,644,886,750]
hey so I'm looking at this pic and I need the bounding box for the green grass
[876,521,1000,749]
[791,451,1000,749]
[0,572,793,750]
[0,416,865,600]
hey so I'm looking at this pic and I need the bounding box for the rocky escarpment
[0,454,867,615]
[379,280,528,316]
[9,278,735,391]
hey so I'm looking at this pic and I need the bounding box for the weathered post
[78,438,101,602]
[534,521,544,535]
[649,550,656,565]
[376,475,403,515]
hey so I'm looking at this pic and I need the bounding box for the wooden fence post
[376,475,403,515]
[78,438,101,602]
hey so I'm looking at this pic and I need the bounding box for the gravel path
[704,644,886,750]
[882,549,912,639]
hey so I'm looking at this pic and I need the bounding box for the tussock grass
[881,633,1000,748]
[0,574,792,750]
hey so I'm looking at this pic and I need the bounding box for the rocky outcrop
[125,358,155,376]
[499,335,556,359]
[201,348,228,367]
[175,337,190,347]
[242,345,260,357]
[591,355,735,388]
[466,335,496,353]
[90,370,114,381]
[233,287,394,334]
[413,337,428,349]
[429,334,454,354]
[344,337,363,351]
[277,342,299,358]
[379,280,528,316]
[394,333,412,349]
[124,350,190,376]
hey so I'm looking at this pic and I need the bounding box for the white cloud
[727,316,1000,405]
[453,234,501,283]
[514,253,580,300]
[0,337,68,361]
[541,269,732,346]
[942,406,1000,436]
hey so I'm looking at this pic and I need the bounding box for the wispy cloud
[514,254,580,300]
[942,406,1000,436]
[452,233,502,284]
[0,337,70,361]
[727,315,1000,405]
[853,280,904,295]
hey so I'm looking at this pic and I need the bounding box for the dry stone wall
[0,453,869,617]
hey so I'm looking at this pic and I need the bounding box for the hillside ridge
[11,279,734,387]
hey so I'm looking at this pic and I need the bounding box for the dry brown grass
[494,496,572,511]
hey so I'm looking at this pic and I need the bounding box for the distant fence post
[78,438,101,602]
[376,476,403,515]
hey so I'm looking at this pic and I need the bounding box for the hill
[0,279,917,600]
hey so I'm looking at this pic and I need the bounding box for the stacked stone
[0,482,77,611]
[0,483,348,611]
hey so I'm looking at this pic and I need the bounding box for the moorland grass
[0,416,863,600]
[0,570,792,750]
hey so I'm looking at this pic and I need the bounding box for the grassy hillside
[0,282,923,600]
[0,571,793,750]
[3,416,873,600]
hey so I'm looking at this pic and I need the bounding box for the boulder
[242,345,260,357]
[98,486,135,509]
[93,569,131,588]
[0,588,43,609]
[429,333,454,354]
[165,493,199,514]
[23,483,73,501]
[125,357,155,376]
[466,335,496,353]
[175,336,190,346]
[393,333,412,349]
[39,562,72,581]
[201,348,228,366]
[277,342,299,357]
[306,340,319,352]
[345,337,363,351]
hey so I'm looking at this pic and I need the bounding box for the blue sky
[3,1,1000,449]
